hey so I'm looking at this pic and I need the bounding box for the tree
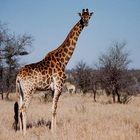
[72,61,92,94]
[72,61,100,101]
[89,70,101,102]
[0,60,4,99]
[0,22,33,99]
[98,41,131,103]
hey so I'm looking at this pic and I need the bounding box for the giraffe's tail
[13,101,19,131]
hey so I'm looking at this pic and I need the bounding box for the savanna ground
[0,92,140,140]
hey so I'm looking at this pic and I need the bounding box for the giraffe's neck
[57,20,84,66]
[45,19,84,68]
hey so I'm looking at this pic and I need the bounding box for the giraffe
[14,8,93,135]
[64,82,76,94]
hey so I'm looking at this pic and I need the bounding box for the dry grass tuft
[0,93,140,140]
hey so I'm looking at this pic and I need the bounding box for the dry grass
[0,93,140,140]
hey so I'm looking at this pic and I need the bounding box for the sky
[0,0,140,69]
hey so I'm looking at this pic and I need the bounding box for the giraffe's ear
[78,13,82,17]
[90,12,93,16]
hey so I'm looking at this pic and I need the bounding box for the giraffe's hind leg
[19,104,27,135]
[19,95,23,132]
[19,111,23,131]
[19,92,33,135]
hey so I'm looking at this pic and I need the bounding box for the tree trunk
[115,88,121,103]
[6,91,10,100]
[112,90,116,103]
[1,93,4,100]
[5,63,12,100]
[0,68,4,100]
[92,89,96,102]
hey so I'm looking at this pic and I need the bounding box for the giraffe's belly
[36,81,51,91]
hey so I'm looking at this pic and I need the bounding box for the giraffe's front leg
[51,89,61,133]
[51,74,66,132]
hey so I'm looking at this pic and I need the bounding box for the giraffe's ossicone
[14,8,93,135]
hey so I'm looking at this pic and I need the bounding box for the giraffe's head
[78,9,93,27]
